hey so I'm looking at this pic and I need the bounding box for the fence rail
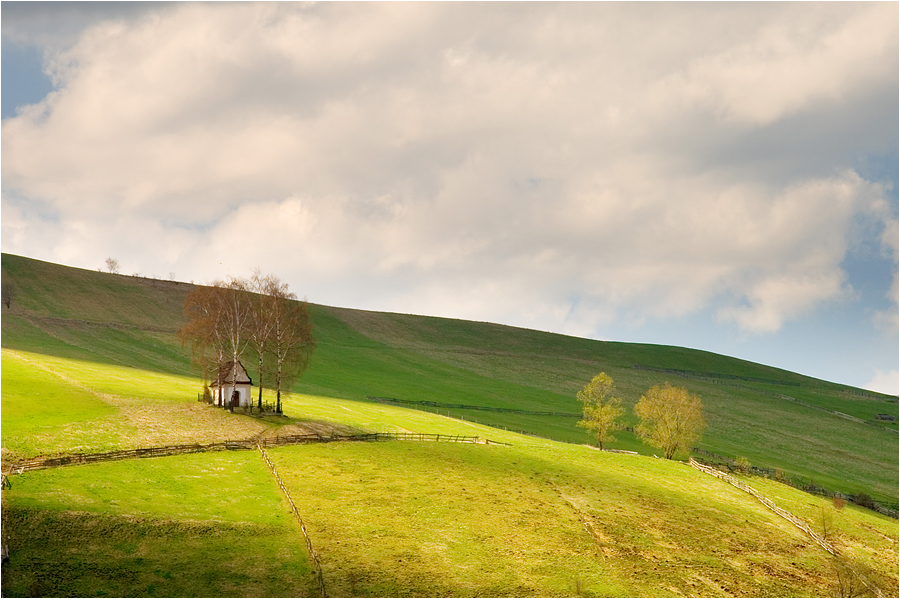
[7,441,256,472]
[257,445,326,597]
[689,458,885,596]
[367,396,582,418]
[4,433,485,474]
[690,448,898,518]
[259,432,482,447]
[689,458,838,556]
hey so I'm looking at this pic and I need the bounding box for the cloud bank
[2,3,897,369]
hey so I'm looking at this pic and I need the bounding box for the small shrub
[819,507,834,541]
[830,556,881,598]
[833,496,846,511]
[852,493,876,510]
[734,456,751,474]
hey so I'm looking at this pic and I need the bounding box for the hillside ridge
[2,253,898,597]
[2,252,898,507]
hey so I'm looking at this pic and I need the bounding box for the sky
[2,2,898,394]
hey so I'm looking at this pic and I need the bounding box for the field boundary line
[689,458,884,597]
[257,444,326,598]
[689,458,839,555]
[5,432,493,473]
[367,395,582,418]
[634,364,898,435]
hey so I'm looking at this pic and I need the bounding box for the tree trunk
[257,355,264,411]
[230,357,238,413]
[276,364,283,414]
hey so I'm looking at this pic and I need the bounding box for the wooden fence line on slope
[689,458,838,555]
[367,396,583,418]
[4,433,487,474]
[257,444,327,598]
[691,449,899,520]
[689,458,884,597]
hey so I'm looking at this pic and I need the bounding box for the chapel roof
[210,360,252,386]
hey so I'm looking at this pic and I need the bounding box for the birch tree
[266,283,315,414]
[181,273,315,415]
[248,271,279,411]
[634,383,705,459]
[217,277,253,412]
[576,372,625,450]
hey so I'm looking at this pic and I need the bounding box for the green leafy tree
[634,383,705,459]
[576,372,625,450]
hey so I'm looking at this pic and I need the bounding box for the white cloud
[864,369,899,397]
[1,2,896,346]
[717,272,850,334]
[662,3,898,125]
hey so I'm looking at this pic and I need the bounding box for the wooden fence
[689,458,886,597]
[259,432,482,447]
[689,458,838,556]
[7,441,255,473]
[4,433,485,475]
[367,396,582,418]
[690,449,898,518]
[257,444,326,598]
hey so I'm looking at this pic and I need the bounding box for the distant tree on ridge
[105,257,120,274]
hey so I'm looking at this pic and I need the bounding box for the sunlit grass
[269,440,846,597]
[731,473,899,595]
[2,351,117,436]
[1,350,269,459]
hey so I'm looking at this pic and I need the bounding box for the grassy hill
[1,252,898,596]
[3,253,896,504]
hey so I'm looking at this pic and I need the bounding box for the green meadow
[1,252,898,596]
[2,452,318,597]
[268,441,840,597]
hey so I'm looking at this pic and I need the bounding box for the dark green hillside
[1,254,191,329]
[1,254,195,376]
[2,252,897,505]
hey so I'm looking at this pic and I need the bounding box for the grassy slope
[1,252,898,596]
[298,306,899,503]
[2,452,318,597]
[2,252,897,504]
[269,440,899,597]
[2,396,897,596]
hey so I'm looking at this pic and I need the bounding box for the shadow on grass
[1,507,319,598]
